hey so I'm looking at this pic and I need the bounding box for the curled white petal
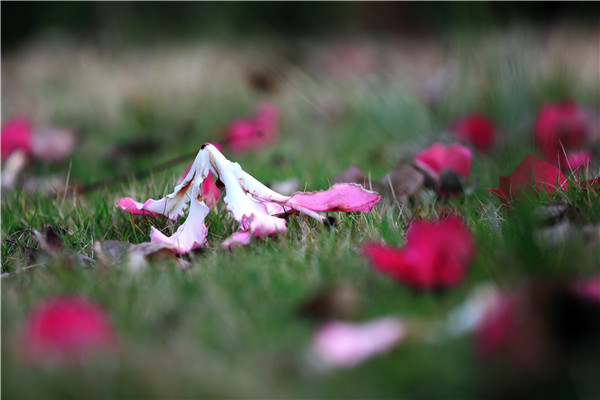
[149,187,210,254]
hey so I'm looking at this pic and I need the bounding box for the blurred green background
[3,2,599,52]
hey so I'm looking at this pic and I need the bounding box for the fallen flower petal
[413,143,472,181]
[116,198,169,218]
[30,126,76,163]
[571,273,600,305]
[534,102,590,168]
[149,188,210,254]
[311,317,406,368]
[286,183,381,213]
[221,229,253,249]
[225,103,279,153]
[118,143,381,251]
[449,114,496,152]
[21,296,116,365]
[565,150,591,172]
[362,216,475,290]
[1,116,32,159]
[486,155,568,204]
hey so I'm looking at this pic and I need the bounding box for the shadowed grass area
[2,24,600,399]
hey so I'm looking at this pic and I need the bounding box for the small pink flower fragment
[571,273,600,305]
[486,155,568,205]
[116,198,167,218]
[413,142,472,181]
[312,317,406,368]
[565,151,591,172]
[362,216,475,290]
[534,102,590,168]
[225,103,279,153]
[1,116,32,159]
[21,296,116,364]
[449,114,496,152]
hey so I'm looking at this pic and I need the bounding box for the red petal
[450,114,495,152]
[507,155,567,197]
[21,296,116,364]
[362,216,475,290]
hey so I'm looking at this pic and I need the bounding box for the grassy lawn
[2,22,600,399]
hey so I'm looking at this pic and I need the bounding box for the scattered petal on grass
[486,155,568,204]
[413,143,472,182]
[534,102,590,168]
[149,189,209,254]
[225,103,279,153]
[1,116,32,159]
[362,216,475,290]
[116,198,170,218]
[311,317,406,368]
[221,229,253,249]
[413,142,472,197]
[21,296,116,365]
[571,273,600,305]
[1,150,27,189]
[118,143,381,251]
[286,183,381,213]
[449,114,496,152]
[30,126,76,162]
[565,150,591,172]
[334,165,386,194]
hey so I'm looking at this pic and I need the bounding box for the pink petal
[201,172,221,207]
[413,143,472,180]
[534,102,588,166]
[221,229,253,249]
[571,273,600,305]
[116,198,166,218]
[21,296,116,364]
[564,151,591,171]
[149,199,209,255]
[1,116,32,159]
[312,317,406,368]
[31,127,76,162]
[247,212,287,237]
[225,103,279,153]
[287,183,381,213]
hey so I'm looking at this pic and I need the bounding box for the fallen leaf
[383,164,425,202]
[93,240,190,272]
[298,282,361,322]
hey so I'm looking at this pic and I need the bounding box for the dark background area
[3,2,599,53]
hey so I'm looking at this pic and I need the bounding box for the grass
[2,24,600,399]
